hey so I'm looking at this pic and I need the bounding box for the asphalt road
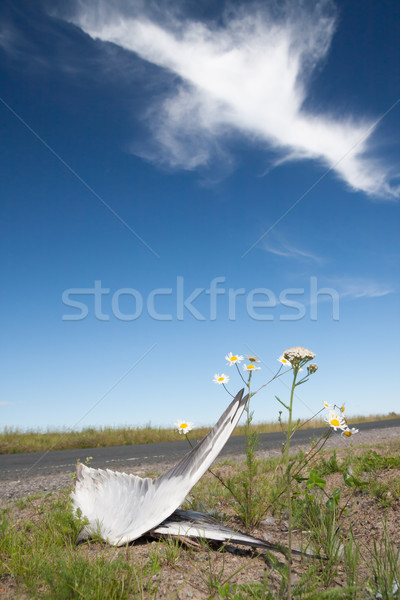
[1,418,399,482]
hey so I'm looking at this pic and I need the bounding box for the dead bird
[72,389,248,546]
[72,389,319,559]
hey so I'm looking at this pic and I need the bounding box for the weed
[293,490,343,587]
[147,542,162,575]
[193,540,256,598]
[319,451,342,476]
[343,531,360,598]
[1,435,400,599]
[0,492,161,599]
[354,450,400,474]
[368,523,400,600]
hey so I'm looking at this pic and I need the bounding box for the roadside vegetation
[1,440,400,599]
[2,348,399,598]
[1,412,399,455]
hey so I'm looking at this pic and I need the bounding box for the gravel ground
[1,425,400,506]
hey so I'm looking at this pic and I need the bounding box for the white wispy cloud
[327,277,394,300]
[262,231,322,262]
[67,0,399,199]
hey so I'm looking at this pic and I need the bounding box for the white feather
[71,389,247,546]
[151,509,271,547]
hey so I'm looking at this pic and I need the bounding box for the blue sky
[0,0,399,431]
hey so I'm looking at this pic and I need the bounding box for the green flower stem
[235,362,248,386]
[292,429,332,476]
[285,368,298,463]
[285,367,298,600]
[251,365,290,395]
[185,434,194,449]
[245,370,253,526]
[260,428,333,520]
[246,370,252,423]
[184,433,245,508]
[289,406,325,438]
[222,383,234,398]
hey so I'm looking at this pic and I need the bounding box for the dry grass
[1,412,399,454]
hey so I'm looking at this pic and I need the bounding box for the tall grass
[1,442,399,599]
[1,412,398,454]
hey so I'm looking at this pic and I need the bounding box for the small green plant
[368,523,400,600]
[14,492,43,509]
[147,542,162,575]
[343,530,360,598]
[161,535,182,565]
[319,450,341,476]
[212,352,292,527]
[355,449,400,474]
[294,487,343,585]
[193,539,256,598]
[209,346,362,599]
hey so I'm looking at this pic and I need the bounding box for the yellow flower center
[247,364,255,369]
[218,377,224,382]
[330,418,340,427]
[230,356,238,361]
[343,430,352,437]
[324,402,329,407]
[340,406,345,412]
[180,423,188,429]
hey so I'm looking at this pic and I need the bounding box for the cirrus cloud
[66,0,399,199]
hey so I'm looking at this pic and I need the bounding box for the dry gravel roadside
[1,424,400,506]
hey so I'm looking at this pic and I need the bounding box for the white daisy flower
[243,363,261,371]
[278,355,292,367]
[323,401,332,409]
[341,427,359,438]
[213,373,230,385]
[245,354,260,363]
[175,420,194,435]
[225,352,244,366]
[324,411,346,431]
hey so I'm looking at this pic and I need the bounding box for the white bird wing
[71,389,248,546]
[151,509,311,557]
[151,509,273,548]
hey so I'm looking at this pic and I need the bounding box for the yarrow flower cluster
[283,346,316,368]
[175,420,194,435]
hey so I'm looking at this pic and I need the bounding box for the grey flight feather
[150,509,311,557]
[151,509,272,548]
[72,389,248,546]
